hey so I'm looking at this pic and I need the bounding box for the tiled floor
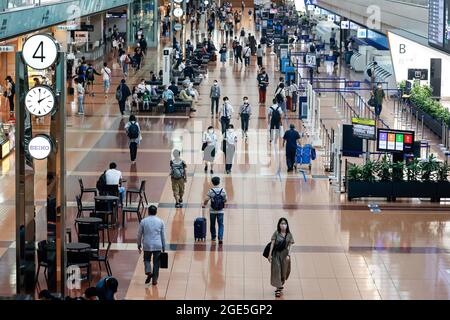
[1,10,450,300]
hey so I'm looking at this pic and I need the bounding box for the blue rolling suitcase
[194,212,207,241]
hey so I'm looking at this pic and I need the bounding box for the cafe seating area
[36,178,149,289]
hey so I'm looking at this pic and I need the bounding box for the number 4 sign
[22,34,59,70]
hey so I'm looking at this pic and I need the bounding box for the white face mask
[244,100,248,103]
[209,129,214,134]
[214,83,218,86]
[378,85,382,89]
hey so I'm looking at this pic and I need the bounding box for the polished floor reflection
[0,10,450,300]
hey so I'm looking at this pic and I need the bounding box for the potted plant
[347,161,392,200]
[435,161,450,199]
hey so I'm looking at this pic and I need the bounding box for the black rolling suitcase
[194,209,207,241]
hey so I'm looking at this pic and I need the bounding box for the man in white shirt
[105,162,126,203]
[219,96,234,134]
[243,44,251,67]
[137,79,146,94]
[101,62,112,98]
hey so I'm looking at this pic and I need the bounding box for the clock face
[173,8,184,17]
[22,34,59,70]
[25,85,56,117]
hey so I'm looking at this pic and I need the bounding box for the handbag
[202,142,208,151]
[262,242,271,258]
[159,252,168,269]
[368,96,376,107]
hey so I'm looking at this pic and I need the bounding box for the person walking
[170,149,187,208]
[202,176,228,245]
[290,81,299,112]
[76,77,85,115]
[85,64,101,96]
[4,76,15,115]
[235,42,243,64]
[372,82,386,119]
[120,53,131,77]
[116,79,132,116]
[137,205,166,286]
[275,83,287,115]
[125,115,142,164]
[203,126,218,174]
[239,96,251,139]
[223,124,238,174]
[219,43,227,64]
[101,62,112,98]
[267,218,294,298]
[257,68,269,104]
[219,97,234,134]
[268,99,283,143]
[283,124,302,172]
[243,44,251,67]
[210,80,221,116]
[256,44,264,69]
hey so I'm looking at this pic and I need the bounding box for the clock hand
[38,95,51,104]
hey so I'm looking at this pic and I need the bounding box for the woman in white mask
[267,218,294,298]
[202,126,218,174]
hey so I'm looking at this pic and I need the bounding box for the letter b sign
[400,44,406,54]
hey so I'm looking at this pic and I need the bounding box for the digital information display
[377,129,415,153]
[429,0,450,53]
[352,118,376,140]
[429,0,445,47]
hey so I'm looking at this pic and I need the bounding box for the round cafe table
[66,242,90,251]
[75,217,102,224]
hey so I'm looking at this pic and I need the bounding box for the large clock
[173,8,184,17]
[22,34,59,70]
[25,85,56,117]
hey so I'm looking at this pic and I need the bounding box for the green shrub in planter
[361,161,376,183]
[347,164,362,182]
[437,162,450,183]
[406,158,421,182]
[392,161,405,182]
[420,154,439,182]
[376,155,391,182]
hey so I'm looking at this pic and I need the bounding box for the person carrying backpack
[85,64,101,96]
[125,114,141,164]
[116,79,132,116]
[268,99,283,143]
[202,176,228,245]
[170,149,187,208]
[274,83,287,114]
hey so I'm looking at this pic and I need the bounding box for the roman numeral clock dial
[25,85,56,117]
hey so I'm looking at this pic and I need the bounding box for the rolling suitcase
[194,210,207,241]
[165,100,175,113]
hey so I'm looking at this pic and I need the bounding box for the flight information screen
[429,0,450,53]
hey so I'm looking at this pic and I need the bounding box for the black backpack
[86,68,94,80]
[210,188,225,211]
[127,122,139,139]
[276,91,284,103]
[271,106,281,123]
[10,82,15,95]
[240,30,245,37]
[96,171,107,194]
